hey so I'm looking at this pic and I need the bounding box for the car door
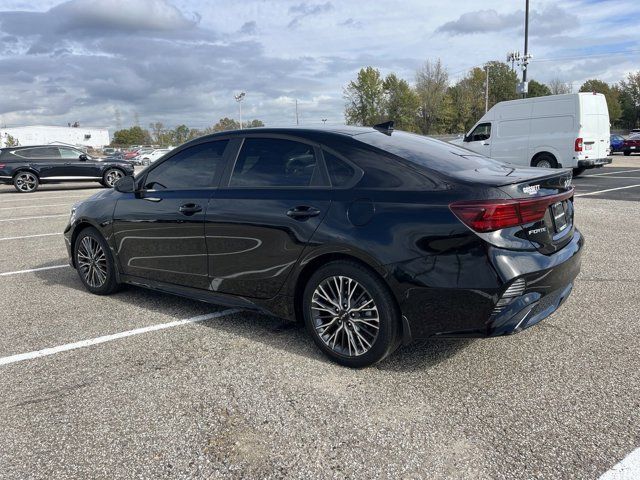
[15,146,64,178]
[112,139,231,289]
[57,147,101,178]
[462,122,492,157]
[206,135,332,298]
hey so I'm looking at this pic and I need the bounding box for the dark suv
[0,145,135,192]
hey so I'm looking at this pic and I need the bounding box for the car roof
[194,125,384,141]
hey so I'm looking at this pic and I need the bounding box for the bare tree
[415,59,449,134]
[548,78,573,95]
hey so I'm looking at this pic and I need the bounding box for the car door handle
[482,141,490,146]
[286,206,321,220]
[179,203,202,215]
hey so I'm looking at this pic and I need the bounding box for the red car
[623,134,640,156]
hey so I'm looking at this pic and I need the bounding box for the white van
[451,93,612,175]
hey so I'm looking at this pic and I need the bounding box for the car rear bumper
[391,228,584,341]
[578,157,612,168]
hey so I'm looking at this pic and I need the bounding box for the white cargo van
[451,93,612,175]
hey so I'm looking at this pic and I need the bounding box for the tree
[111,126,151,146]
[618,72,640,129]
[548,78,572,95]
[414,59,450,134]
[527,79,552,97]
[344,66,386,126]
[211,117,241,132]
[383,73,419,132]
[3,133,19,147]
[485,61,519,106]
[579,79,622,125]
[449,68,485,133]
[172,124,191,145]
[149,122,165,143]
[245,119,265,128]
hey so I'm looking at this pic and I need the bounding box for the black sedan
[64,125,583,367]
[0,145,134,192]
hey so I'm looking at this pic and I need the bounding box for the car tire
[74,227,120,295]
[13,171,40,193]
[572,167,586,177]
[302,260,400,368]
[532,154,557,169]
[624,150,631,156]
[102,168,125,188]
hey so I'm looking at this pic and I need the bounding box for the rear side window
[144,140,228,190]
[230,138,318,187]
[12,147,60,158]
[323,151,356,187]
[357,131,504,174]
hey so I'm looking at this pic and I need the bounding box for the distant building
[0,125,110,148]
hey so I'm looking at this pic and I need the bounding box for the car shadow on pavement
[0,184,102,195]
[33,260,473,371]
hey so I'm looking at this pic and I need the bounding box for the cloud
[238,20,257,35]
[436,5,578,37]
[339,18,362,29]
[287,1,333,29]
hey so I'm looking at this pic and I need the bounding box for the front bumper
[578,157,612,168]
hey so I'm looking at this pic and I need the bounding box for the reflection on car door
[206,136,332,298]
[57,147,100,178]
[112,140,230,289]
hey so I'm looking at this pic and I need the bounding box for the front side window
[144,140,228,190]
[466,123,491,142]
[58,147,82,159]
[229,138,318,187]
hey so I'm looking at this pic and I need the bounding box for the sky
[0,0,638,131]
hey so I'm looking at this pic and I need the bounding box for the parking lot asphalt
[0,159,639,479]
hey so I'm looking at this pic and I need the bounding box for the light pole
[322,118,327,125]
[234,92,246,128]
[484,65,490,113]
[522,0,530,98]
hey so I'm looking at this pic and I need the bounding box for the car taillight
[575,137,583,152]
[0,164,5,169]
[450,188,574,233]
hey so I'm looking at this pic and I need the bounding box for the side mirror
[463,135,470,143]
[79,154,88,161]
[114,175,135,193]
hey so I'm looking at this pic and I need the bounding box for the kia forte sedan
[64,125,583,367]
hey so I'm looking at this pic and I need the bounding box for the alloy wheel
[104,169,123,187]
[77,236,108,288]
[310,275,380,357]
[15,172,37,192]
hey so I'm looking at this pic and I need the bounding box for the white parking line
[575,184,640,197]
[586,169,640,177]
[0,265,68,276]
[0,214,67,222]
[0,233,61,241]
[599,447,640,479]
[0,203,70,210]
[0,193,93,202]
[0,309,240,367]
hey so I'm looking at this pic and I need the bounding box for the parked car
[452,93,611,177]
[623,134,640,156]
[135,148,171,165]
[64,126,582,367]
[610,134,625,153]
[0,145,134,192]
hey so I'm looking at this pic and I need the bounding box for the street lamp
[234,92,246,129]
[322,118,327,125]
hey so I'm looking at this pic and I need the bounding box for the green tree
[211,117,241,132]
[527,79,552,97]
[383,73,419,132]
[414,59,450,134]
[4,134,19,147]
[344,66,386,126]
[172,124,191,145]
[579,79,622,125]
[485,61,519,105]
[449,68,486,133]
[618,72,640,129]
[111,126,151,146]
[245,119,265,128]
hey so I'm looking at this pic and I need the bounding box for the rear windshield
[355,131,505,173]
